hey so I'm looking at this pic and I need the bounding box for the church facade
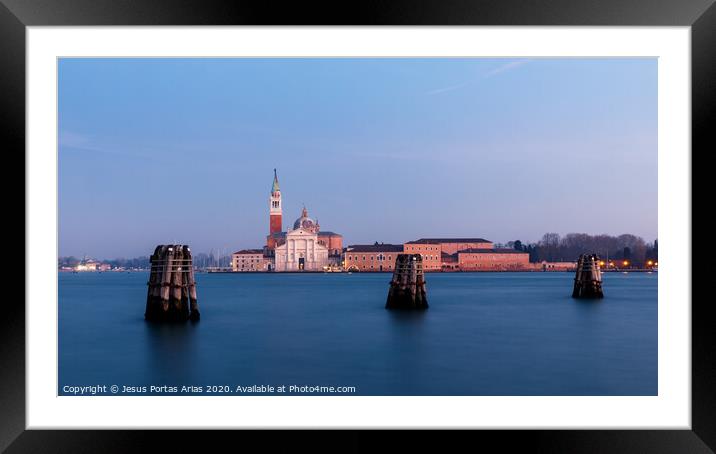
[254,170,343,271]
[274,219,330,271]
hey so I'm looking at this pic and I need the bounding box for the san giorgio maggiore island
[231,170,553,273]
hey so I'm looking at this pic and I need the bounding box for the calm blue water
[58,272,657,396]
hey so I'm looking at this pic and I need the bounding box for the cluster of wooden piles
[145,245,200,322]
[386,254,428,309]
[572,253,604,299]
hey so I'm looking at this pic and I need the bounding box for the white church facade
[274,225,330,271]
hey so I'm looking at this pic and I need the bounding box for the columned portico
[274,227,329,271]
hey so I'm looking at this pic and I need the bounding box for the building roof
[459,248,527,254]
[407,238,492,244]
[269,231,342,238]
[233,249,264,255]
[346,244,404,253]
[318,231,342,237]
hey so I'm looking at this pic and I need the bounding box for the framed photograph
[5,0,713,450]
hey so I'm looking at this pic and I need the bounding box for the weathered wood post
[183,245,200,321]
[572,253,604,298]
[145,244,200,321]
[144,245,165,320]
[386,254,428,309]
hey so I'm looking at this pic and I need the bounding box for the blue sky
[59,58,657,259]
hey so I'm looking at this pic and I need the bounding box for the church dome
[293,207,319,232]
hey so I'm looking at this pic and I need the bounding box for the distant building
[268,207,343,257]
[232,249,269,272]
[441,252,459,270]
[404,238,529,271]
[274,215,330,271]
[344,244,404,272]
[402,240,442,270]
[540,261,577,271]
[458,249,530,270]
[76,260,99,271]
[412,238,494,255]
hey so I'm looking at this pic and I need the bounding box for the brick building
[404,238,531,271]
[232,249,270,272]
[457,249,530,270]
[416,238,494,254]
[402,240,443,270]
[344,244,404,272]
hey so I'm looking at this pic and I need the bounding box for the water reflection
[385,308,429,324]
[143,321,201,385]
[59,272,658,396]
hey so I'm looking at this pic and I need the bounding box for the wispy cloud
[59,130,154,159]
[425,82,469,96]
[347,150,426,161]
[425,59,531,96]
[346,144,480,164]
[59,130,94,149]
[483,59,531,79]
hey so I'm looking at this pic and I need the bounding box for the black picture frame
[3,0,713,451]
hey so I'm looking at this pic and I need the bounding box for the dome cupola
[293,206,319,233]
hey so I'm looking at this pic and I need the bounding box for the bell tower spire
[272,168,280,193]
[269,169,282,239]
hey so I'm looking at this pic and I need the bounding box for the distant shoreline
[58,269,656,274]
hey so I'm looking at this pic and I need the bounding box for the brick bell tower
[269,168,282,239]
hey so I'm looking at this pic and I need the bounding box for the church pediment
[287,227,314,237]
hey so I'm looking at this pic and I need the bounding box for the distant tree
[530,232,649,264]
[513,240,523,251]
[58,256,80,267]
[526,244,540,262]
[539,233,561,261]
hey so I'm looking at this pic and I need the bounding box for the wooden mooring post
[145,244,200,322]
[386,254,428,309]
[572,253,604,299]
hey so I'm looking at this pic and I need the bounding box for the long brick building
[345,238,531,272]
[404,238,497,271]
